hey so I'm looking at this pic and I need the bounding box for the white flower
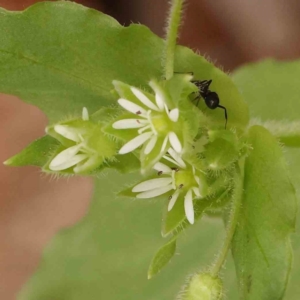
[48,107,98,173]
[112,81,182,156]
[132,148,206,224]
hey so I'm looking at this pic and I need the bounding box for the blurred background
[1,0,300,299]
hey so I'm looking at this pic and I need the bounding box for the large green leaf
[232,126,297,300]
[0,1,248,128]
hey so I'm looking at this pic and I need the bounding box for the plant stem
[163,0,184,80]
[211,166,243,277]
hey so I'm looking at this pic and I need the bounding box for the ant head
[205,92,219,109]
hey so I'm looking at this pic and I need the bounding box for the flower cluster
[112,78,207,224]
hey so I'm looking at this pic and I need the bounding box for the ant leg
[192,95,201,107]
[217,105,228,129]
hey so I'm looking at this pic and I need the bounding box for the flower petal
[119,132,153,154]
[54,125,81,142]
[144,135,158,155]
[168,190,180,211]
[82,107,89,121]
[168,108,179,122]
[160,135,169,153]
[118,98,147,115]
[153,162,172,173]
[73,155,100,174]
[112,119,147,129]
[169,132,182,153]
[184,189,194,224]
[131,87,159,111]
[50,147,88,171]
[136,184,173,199]
[149,81,165,111]
[168,148,186,168]
[133,177,173,192]
[192,187,200,197]
[49,144,81,168]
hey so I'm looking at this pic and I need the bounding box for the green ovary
[175,169,197,190]
[151,113,173,135]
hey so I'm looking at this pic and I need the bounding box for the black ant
[174,72,228,128]
[192,79,228,129]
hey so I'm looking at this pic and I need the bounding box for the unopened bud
[180,273,223,300]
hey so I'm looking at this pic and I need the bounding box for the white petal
[192,187,200,197]
[131,87,159,111]
[49,144,81,168]
[74,155,97,173]
[133,177,172,192]
[82,107,89,121]
[54,125,81,142]
[168,190,180,211]
[136,184,173,199]
[144,135,158,155]
[153,162,172,173]
[49,145,88,171]
[155,91,165,111]
[51,154,88,171]
[161,135,169,153]
[149,81,165,111]
[168,108,179,122]
[168,148,186,168]
[119,132,153,154]
[112,119,146,129]
[184,189,194,224]
[118,98,146,115]
[169,132,182,153]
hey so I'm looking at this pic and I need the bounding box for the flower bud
[180,273,223,300]
[44,107,117,174]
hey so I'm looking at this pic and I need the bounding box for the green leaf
[232,59,300,299]
[148,237,177,279]
[0,1,248,128]
[232,59,300,146]
[4,135,59,167]
[232,125,297,300]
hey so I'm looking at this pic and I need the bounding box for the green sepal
[147,237,177,279]
[4,135,60,167]
[203,130,239,170]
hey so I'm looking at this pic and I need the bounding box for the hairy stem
[211,165,243,277]
[163,0,184,80]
